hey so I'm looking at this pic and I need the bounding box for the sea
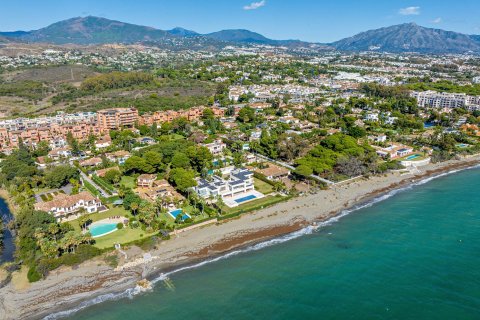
[52,166,480,320]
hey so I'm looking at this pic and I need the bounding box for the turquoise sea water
[66,167,480,320]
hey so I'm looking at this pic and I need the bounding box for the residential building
[194,168,254,199]
[97,108,139,130]
[202,139,226,156]
[34,191,103,221]
[106,150,131,165]
[137,174,157,188]
[253,163,290,181]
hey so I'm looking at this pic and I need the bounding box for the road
[79,170,111,197]
[254,153,335,185]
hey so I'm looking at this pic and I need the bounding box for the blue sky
[1,0,479,42]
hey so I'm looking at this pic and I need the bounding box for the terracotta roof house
[95,166,120,178]
[254,163,290,181]
[34,191,102,221]
[137,174,157,188]
[138,179,183,203]
[80,157,103,167]
[95,135,112,149]
[106,150,131,165]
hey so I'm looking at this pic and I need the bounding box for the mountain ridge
[331,22,480,53]
[1,17,480,53]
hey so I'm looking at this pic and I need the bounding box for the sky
[1,0,480,43]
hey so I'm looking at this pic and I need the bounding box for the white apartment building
[411,91,480,109]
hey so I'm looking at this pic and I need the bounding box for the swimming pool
[457,143,469,148]
[89,223,118,238]
[169,209,190,221]
[235,194,257,204]
[405,154,422,161]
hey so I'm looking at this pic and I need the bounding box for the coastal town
[1,12,480,320]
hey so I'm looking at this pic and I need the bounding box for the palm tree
[131,202,139,215]
[34,227,46,243]
[216,196,225,216]
[48,223,60,241]
[155,197,163,217]
[118,186,126,199]
[39,238,59,259]
[78,216,92,231]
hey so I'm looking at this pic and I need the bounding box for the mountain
[469,34,480,44]
[204,29,314,48]
[0,31,30,38]
[332,23,480,53]
[0,17,314,49]
[3,17,479,53]
[167,27,199,37]
[2,16,173,45]
[205,29,272,43]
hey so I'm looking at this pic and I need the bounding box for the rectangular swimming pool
[234,195,257,204]
[169,209,190,221]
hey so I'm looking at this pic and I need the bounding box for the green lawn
[70,206,132,232]
[254,178,274,194]
[68,206,154,249]
[169,134,185,140]
[120,176,136,189]
[159,205,208,227]
[222,195,287,216]
[93,227,154,249]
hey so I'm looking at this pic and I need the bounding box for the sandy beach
[1,155,480,320]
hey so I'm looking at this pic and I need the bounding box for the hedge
[91,175,115,195]
[82,178,100,196]
[253,171,276,186]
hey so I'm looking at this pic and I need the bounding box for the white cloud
[431,17,442,24]
[399,6,420,16]
[244,0,266,10]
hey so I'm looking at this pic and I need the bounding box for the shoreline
[1,156,480,320]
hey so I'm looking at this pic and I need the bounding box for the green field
[254,177,274,194]
[120,176,136,189]
[93,227,154,249]
[222,195,288,216]
[70,206,132,232]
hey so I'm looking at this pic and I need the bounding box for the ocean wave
[43,163,480,319]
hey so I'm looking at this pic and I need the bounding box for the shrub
[27,266,42,283]
[104,254,119,268]
[116,223,124,230]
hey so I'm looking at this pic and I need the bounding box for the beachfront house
[34,191,103,221]
[253,163,290,181]
[194,168,255,199]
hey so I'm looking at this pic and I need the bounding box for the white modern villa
[193,168,264,207]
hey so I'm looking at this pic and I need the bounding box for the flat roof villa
[34,191,104,222]
[374,143,414,159]
[193,168,264,207]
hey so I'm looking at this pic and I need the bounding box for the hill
[205,29,272,43]
[3,16,174,45]
[0,16,314,49]
[167,27,199,37]
[332,23,480,53]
